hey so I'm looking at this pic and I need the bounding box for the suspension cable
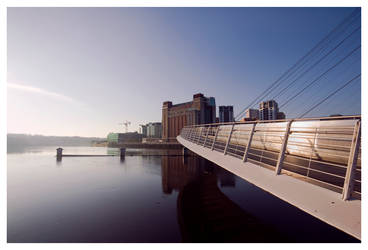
[279,45,361,109]
[234,8,360,120]
[298,74,361,118]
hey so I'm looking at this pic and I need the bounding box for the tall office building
[162,93,216,141]
[259,100,279,120]
[219,106,234,123]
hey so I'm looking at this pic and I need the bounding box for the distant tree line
[7,133,105,147]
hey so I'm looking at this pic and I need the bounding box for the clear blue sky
[7,7,361,137]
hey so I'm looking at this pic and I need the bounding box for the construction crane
[118,121,131,133]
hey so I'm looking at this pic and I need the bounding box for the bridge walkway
[177,116,361,239]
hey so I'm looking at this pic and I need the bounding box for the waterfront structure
[219,106,234,123]
[140,122,162,138]
[259,100,285,120]
[107,132,143,144]
[140,124,147,137]
[177,115,361,240]
[147,122,162,138]
[245,108,259,121]
[162,93,216,141]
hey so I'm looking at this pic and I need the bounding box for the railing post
[196,127,203,144]
[196,127,202,144]
[189,127,195,141]
[184,127,189,138]
[203,126,210,147]
[211,126,220,151]
[243,123,256,162]
[342,120,361,200]
[275,120,292,175]
[224,124,235,155]
[181,127,185,138]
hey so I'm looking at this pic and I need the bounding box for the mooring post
[120,148,126,160]
[56,147,63,161]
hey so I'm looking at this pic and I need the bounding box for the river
[7,146,358,243]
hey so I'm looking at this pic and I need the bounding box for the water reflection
[161,153,287,242]
[161,154,200,194]
[161,154,236,194]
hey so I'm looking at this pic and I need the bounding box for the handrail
[182,115,361,128]
[179,116,361,200]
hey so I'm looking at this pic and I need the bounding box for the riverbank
[108,142,183,149]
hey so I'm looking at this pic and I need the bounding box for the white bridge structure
[177,115,361,240]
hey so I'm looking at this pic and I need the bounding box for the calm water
[7,146,358,243]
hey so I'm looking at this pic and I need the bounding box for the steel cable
[298,74,361,118]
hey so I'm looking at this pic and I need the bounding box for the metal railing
[179,115,361,200]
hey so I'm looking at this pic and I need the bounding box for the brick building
[162,93,216,141]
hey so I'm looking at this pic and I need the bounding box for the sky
[7,7,361,137]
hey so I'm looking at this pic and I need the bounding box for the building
[140,124,147,137]
[162,93,216,141]
[107,132,143,145]
[259,100,286,120]
[140,122,162,138]
[277,112,286,119]
[245,108,259,121]
[146,122,162,138]
[259,100,278,120]
[219,106,234,123]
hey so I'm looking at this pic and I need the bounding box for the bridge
[177,115,361,240]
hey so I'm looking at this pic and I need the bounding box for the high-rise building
[259,100,279,120]
[146,122,162,138]
[219,106,234,123]
[162,93,216,141]
[140,124,147,137]
[245,108,259,121]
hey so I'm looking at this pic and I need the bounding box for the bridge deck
[178,136,361,240]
